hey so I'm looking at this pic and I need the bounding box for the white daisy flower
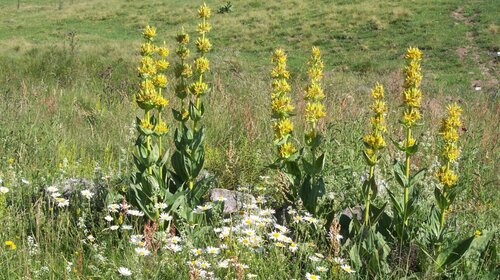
[191,248,204,256]
[206,246,220,255]
[218,259,230,268]
[154,202,168,209]
[126,209,144,217]
[117,267,132,277]
[306,273,320,280]
[135,247,150,256]
[159,213,173,222]
[81,189,94,199]
[309,256,321,262]
[341,264,355,274]
[107,204,120,213]
[333,257,344,265]
[0,186,9,194]
[316,266,328,272]
[55,198,69,207]
[51,192,61,199]
[168,244,182,252]
[196,260,210,269]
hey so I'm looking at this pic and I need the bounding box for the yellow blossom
[404,60,423,89]
[190,81,208,96]
[155,59,170,71]
[140,119,153,130]
[279,142,297,159]
[176,46,190,60]
[195,37,212,53]
[157,46,169,57]
[405,47,422,60]
[195,57,210,73]
[304,83,325,101]
[442,143,460,162]
[176,63,193,78]
[363,133,386,150]
[403,109,421,126]
[271,64,290,79]
[176,32,189,44]
[197,22,212,33]
[272,79,291,94]
[137,57,157,76]
[143,25,156,40]
[272,49,287,64]
[152,74,168,88]
[371,100,387,115]
[371,83,384,99]
[152,95,168,107]
[198,3,211,18]
[273,119,294,140]
[403,88,422,108]
[305,102,326,123]
[140,42,156,56]
[4,240,16,250]
[154,122,168,135]
[271,96,294,116]
[437,166,458,187]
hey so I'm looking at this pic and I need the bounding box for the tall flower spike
[174,28,192,122]
[401,47,423,127]
[362,83,387,225]
[398,47,423,227]
[437,103,462,187]
[304,46,326,142]
[271,48,296,159]
[435,102,462,229]
[191,3,212,131]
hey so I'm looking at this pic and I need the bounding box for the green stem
[403,126,412,225]
[439,207,446,230]
[364,165,375,225]
[146,110,152,175]
[158,89,163,181]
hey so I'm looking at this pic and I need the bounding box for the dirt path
[452,7,498,91]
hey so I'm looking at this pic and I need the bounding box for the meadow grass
[0,0,498,279]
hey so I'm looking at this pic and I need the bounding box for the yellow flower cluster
[401,47,423,127]
[136,25,169,133]
[363,83,387,162]
[437,103,462,187]
[271,48,296,159]
[4,240,16,250]
[190,3,212,100]
[304,47,326,127]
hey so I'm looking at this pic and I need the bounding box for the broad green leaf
[436,235,475,269]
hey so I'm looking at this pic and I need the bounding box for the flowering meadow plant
[0,2,496,280]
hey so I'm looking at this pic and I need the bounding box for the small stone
[209,188,256,214]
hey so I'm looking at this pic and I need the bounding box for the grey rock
[209,188,256,214]
[342,205,364,221]
[58,178,97,197]
[47,178,108,211]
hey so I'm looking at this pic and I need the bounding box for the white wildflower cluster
[27,236,39,256]
[164,235,183,253]
[46,186,69,208]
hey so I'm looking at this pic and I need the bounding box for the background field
[0,0,498,277]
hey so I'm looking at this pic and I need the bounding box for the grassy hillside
[0,0,498,278]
